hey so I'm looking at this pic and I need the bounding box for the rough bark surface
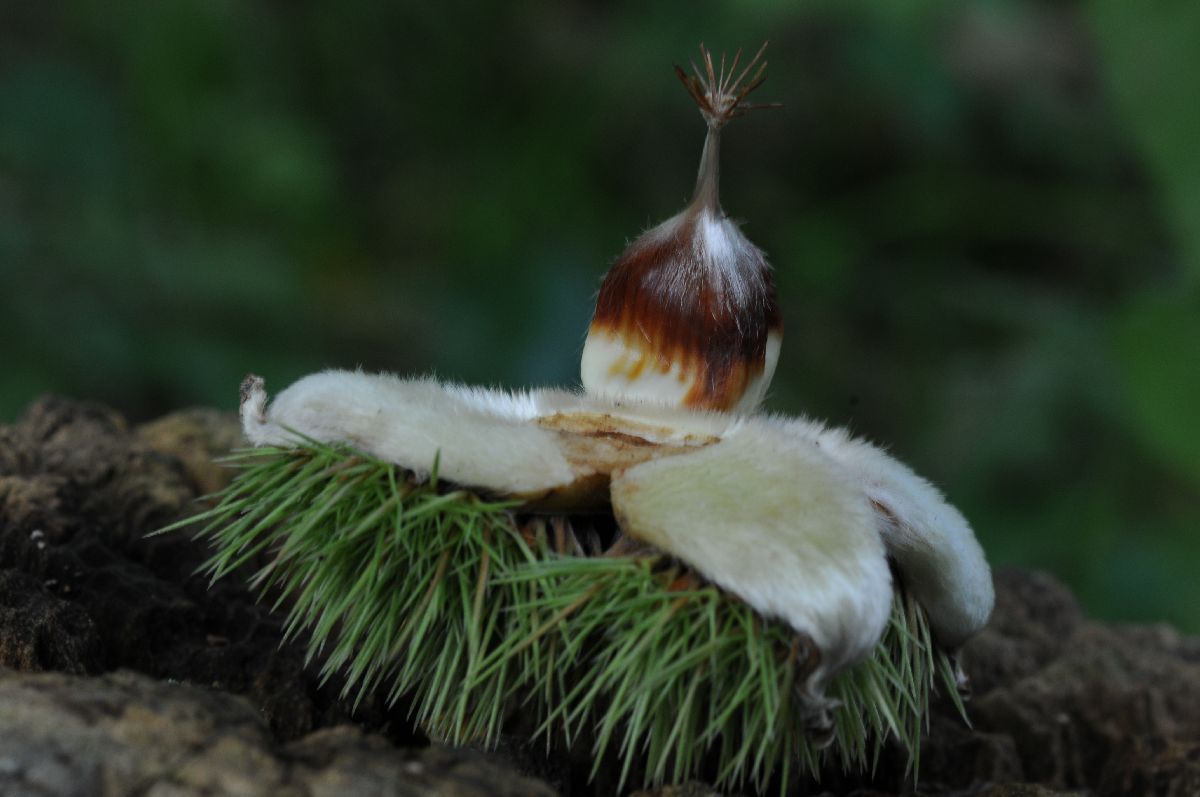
[0,396,1196,796]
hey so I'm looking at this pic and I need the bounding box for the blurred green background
[2,1,1197,631]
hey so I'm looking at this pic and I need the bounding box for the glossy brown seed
[582,43,782,412]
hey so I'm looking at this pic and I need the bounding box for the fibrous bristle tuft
[674,41,781,129]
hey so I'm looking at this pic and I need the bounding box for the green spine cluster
[163,439,967,794]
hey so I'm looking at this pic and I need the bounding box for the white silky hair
[760,416,995,650]
[241,369,992,666]
[240,371,749,492]
[693,207,771,307]
[610,422,893,690]
[240,370,576,496]
[619,207,773,310]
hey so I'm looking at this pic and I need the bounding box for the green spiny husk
[160,440,968,794]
